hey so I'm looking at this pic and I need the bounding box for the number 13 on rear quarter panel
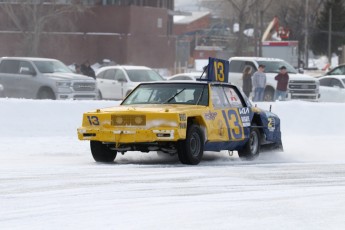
[221,109,245,140]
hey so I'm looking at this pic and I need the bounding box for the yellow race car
[77,80,283,165]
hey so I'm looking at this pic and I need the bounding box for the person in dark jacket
[274,66,289,101]
[80,61,96,79]
[242,66,252,98]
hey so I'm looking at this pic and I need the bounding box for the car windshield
[126,69,164,82]
[122,83,209,105]
[257,61,297,74]
[33,60,73,74]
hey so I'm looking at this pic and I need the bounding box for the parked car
[318,76,345,102]
[168,72,203,81]
[228,57,320,101]
[96,65,164,100]
[0,57,98,100]
[324,64,345,76]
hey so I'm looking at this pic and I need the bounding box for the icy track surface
[1,99,345,230]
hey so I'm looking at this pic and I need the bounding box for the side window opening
[229,60,244,73]
[19,61,35,74]
[319,78,331,87]
[223,86,246,108]
[115,70,126,81]
[211,85,230,108]
[244,61,256,72]
[330,79,343,88]
[0,60,20,74]
[104,69,117,80]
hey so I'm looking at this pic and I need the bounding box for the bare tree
[0,0,87,56]
[224,0,273,56]
[267,0,325,63]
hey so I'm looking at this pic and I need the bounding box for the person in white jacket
[252,64,267,101]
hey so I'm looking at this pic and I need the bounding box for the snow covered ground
[1,99,345,230]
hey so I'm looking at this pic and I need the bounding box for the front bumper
[77,127,182,143]
[56,92,98,100]
[287,92,320,101]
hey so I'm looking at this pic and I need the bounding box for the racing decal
[179,114,187,121]
[87,116,100,126]
[268,117,275,131]
[204,110,218,120]
[228,89,238,101]
[259,111,282,143]
[179,122,187,129]
[207,57,229,82]
[221,109,244,140]
[238,107,251,127]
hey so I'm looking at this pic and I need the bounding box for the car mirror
[117,78,127,83]
[19,67,36,76]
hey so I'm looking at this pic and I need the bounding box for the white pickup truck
[228,57,320,101]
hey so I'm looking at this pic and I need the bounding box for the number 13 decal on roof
[207,57,229,83]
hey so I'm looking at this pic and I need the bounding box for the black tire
[37,88,55,100]
[238,128,260,160]
[264,88,274,101]
[177,124,204,165]
[90,141,117,163]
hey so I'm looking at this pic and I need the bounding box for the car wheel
[37,88,55,100]
[177,124,204,165]
[264,88,274,101]
[90,141,117,163]
[238,127,260,160]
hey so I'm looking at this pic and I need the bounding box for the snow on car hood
[287,73,317,81]
[44,72,96,81]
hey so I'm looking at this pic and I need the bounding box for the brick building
[0,0,175,68]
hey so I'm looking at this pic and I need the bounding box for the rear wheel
[90,141,117,162]
[264,88,274,101]
[37,88,55,100]
[238,128,260,160]
[177,124,204,165]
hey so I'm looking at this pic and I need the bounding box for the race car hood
[44,72,95,81]
[96,104,205,114]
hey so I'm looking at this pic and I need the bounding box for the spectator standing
[252,64,267,101]
[242,66,252,98]
[81,61,96,79]
[75,64,82,74]
[274,66,289,101]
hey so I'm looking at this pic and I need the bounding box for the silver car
[0,57,98,100]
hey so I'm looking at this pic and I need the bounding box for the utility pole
[259,10,263,57]
[254,0,259,56]
[328,7,332,64]
[304,0,309,68]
